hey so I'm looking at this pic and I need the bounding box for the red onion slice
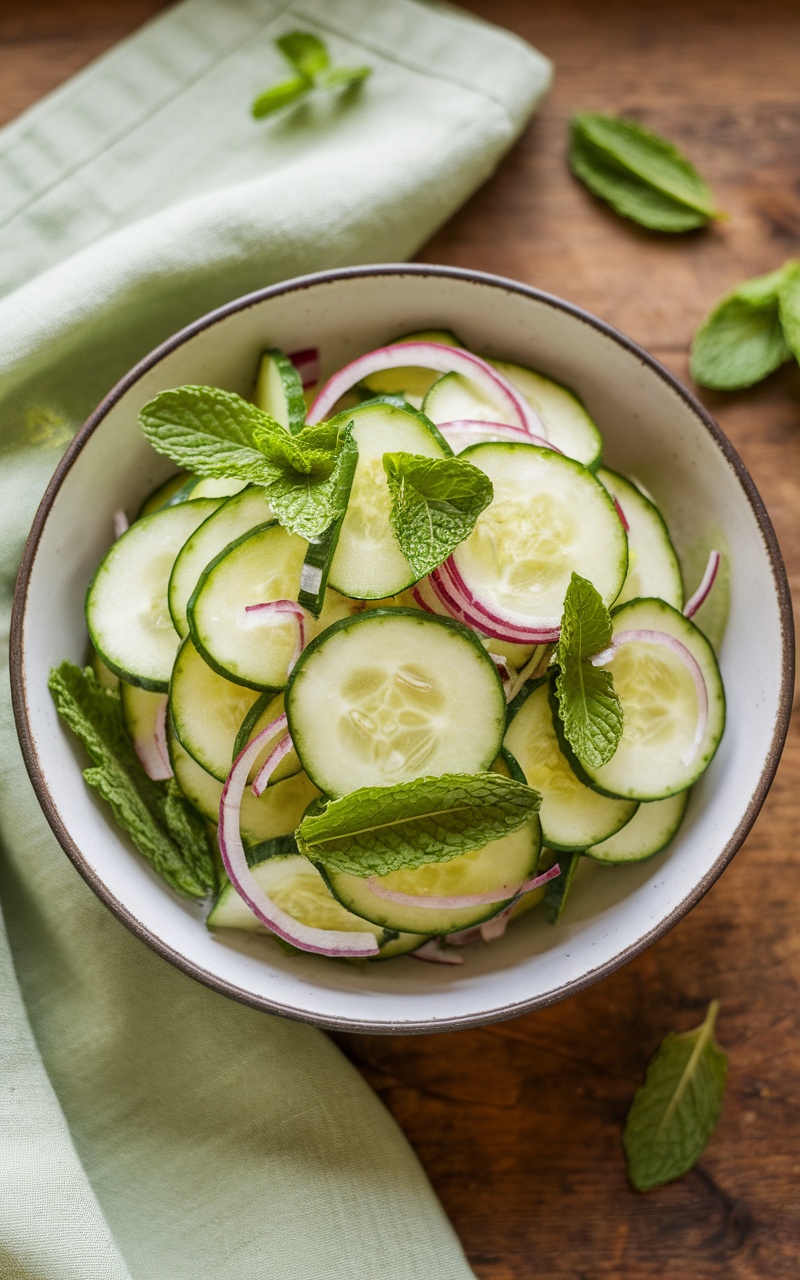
[613,497,629,532]
[366,863,560,911]
[683,550,721,619]
[410,939,465,965]
[437,561,561,643]
[218,724,379,957]
[288,347,320,388]
[306,342,544,435]
[133,695,173,782]
[592,628,708,766]
[250,712,289,797]
[411,585,437,615]
[244,599,306,675]
[437,419,558,452]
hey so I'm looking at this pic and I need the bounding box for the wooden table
[4,2,799,1276]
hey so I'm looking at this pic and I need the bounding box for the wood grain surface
[3,2,799,1276]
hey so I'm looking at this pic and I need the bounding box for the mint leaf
[296,773,541,877]
[623,1001,728,1190]
[49,663,214,899]
[690,265,794,390]
[251,78,310,119]
[319,66,371,91]
[569,113,719,232]
[553,573,623,769]
[276,31,330,79]
[778,259,800,363]
[256,419,357,541]
[139,386,284,484]
[382,452,493,578]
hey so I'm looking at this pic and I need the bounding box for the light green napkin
[0,3,550,1276]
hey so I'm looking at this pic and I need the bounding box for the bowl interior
[14,267,791,1032]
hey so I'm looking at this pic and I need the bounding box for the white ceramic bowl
[11,265,794,1033]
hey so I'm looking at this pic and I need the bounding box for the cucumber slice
[188,522,307,690]
[372,931,430,960]
[191,477,249,500]
[297,439,359,616]
[454,443,628,626]
[358,329,464,407]
[136,472,191,519]
[120,681,168,773]
[422,371,507,426]
[168,486,274,637]
[504,680,636,849]
[86,499,220,691]
[167,722,319,841]
[490,360,603,471]
[170,637,261,781]
[90,648,120,692]
[253,348,306,433]
[207,854,388,943]
[323,816,541,935]
[326,401,450,599]
[586,791,689,864]
[544,850,583,922]
[599,468,683,609]
[286,609,507,797]
[234,691,302,786]
[578,598,725,800]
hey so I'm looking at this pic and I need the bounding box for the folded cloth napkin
[0,2,550,1276]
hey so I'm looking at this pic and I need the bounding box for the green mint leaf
[49,663,214,899]
[251,77,310,119]
[623,1001,728,1191]
[778,259,800,363]
[296,773,541,877]
[139,386,285,485]
[690,265,794,390]
[569,113,719,232]
[255,419,357,541]
[553,573,623,769]
[276,30,330,79]
[318,65,372,91]
[544,849,582,923]
[382,452,494,578]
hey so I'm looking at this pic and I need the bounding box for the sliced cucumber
[168,486,274,637]
[422,370,510,425]
[490,360,603,471]
[170,637,261,781]
[586,791,689,864]
[297,440,359,616]
[188,521,306,690]
[372,931,430,960]
[253,348,306,433]
[136,472,190,519]
[234,691,302,786]
[599,468,683,609]
[191,477,249,500]
[120,681,168,772]
[326,401,450,599]
[207,854,388,943]
[544,850,583,922]
[504,679,636,849]
[578,598,726,800]
[454,443,628,625]
[286,609,506,796]
[358,329,464,408]
[323,816,541,935]
[91,648,120,692]
[86,499,220,690]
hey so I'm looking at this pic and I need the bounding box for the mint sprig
[49,662,214,899]
[252,30,371,119]
[296,773,541,877]
[138,386,356,540]
[690,263,797,390]
[553,573,623,769]
[383,452,493,578]
[623,1001,728,1190]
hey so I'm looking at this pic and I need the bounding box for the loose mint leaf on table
[252,30,371,119]
[569,113,720,232]
[690,265,795,390]
[275,31,331,79]
[49,663,214,899]
[778,259,800,363]
[553,573,623,769]
[296,773,541,877]
[623,1001,728,1190]
[319,66,372,92]
[383,452,494,578]
[252,78,311,120]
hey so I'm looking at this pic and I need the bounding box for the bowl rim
[10,262,795,1034]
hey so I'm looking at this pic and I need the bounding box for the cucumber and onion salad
[69,331,725,965]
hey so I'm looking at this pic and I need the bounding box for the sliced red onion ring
[410,940,465,965]
[133,696,173,782]
[113,509,129,539]
[613,497,629,532]
[437,419,559,452]
[306,342,545,436]
[250,712,289,797]
[480,906,515,943]
[592,629,708,766]
[288,347,320,388]
[683,550,721,619]
[244,599,306,675]
[366,862,560,911]
[437,561,561,643]
[411,586,437,615]
[219,724,379,957]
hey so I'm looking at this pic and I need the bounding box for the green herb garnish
[49,662,214,899]
[569,113,721,233]
[553,573,623,769]
[690,263,797,390]
[252,30,371,119]
[295,773,541,877]
[623,1001,728,1190]
[138,386,356,540]
[383,452,494,578]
